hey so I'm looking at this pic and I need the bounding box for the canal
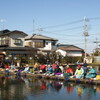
[0,75,100,100]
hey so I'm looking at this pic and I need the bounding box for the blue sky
[0,0,100,53]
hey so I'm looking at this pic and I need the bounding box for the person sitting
[4,64,9,76]
[63,65,74,80]
[85,66,96,79]
[54,65,62,76]
[22,64,30,73]
[10,63,16,70]
[40,64,46,74]
[33,63,39,71]
[81,63,88,79]
[45,65,53,75]
[52,63,57,72]
[59,64,64,73]
[74,65,84,79]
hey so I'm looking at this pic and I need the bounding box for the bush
[65,56,83,64]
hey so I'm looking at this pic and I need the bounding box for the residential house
[0,29,38,59]
[93,48,100,63]
[55,44,84,57]
[25,34,58,54]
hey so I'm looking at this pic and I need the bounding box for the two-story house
[0,29,38,59]
[25,34,58,54]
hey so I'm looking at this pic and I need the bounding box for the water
[0,75,100,100]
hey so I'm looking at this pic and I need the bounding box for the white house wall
[67,51,82,57]
[9,34,25,47]
[43,41,51,50]
[56,49,82,57]
[35,40,52,50]
[56,49,67,57]
[38,40,56,50]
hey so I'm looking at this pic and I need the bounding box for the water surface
[0,75,100,100]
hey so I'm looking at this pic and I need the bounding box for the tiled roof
[57,45,84,51]
[25,34,58,41]
[0,29,28,36]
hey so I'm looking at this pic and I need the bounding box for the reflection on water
[0,75,100,100]
[64,82,98,100]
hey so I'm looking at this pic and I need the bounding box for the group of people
[63,64,97,80]
[0,62,98,80]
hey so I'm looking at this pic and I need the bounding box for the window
[46,42,48,45]
[0,37,9,45]
[25,42,32,47]
[52,41,56,46]
[14,39,21,45]
[35,41,44,48]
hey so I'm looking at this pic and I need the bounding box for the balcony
[0,40,9,47]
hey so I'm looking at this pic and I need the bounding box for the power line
[45,26,83,32]
[40,26,83,35]
[27,17,100,34]
[89,17,100,20]
[33,19,83,30]
[35,17,100,31]
[42,30,83,37]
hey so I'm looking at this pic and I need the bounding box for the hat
[66,65,69,68]
[77,65,81,68]
[48,65,51,67]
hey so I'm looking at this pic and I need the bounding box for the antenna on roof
[37,26,43,35]
[38,28,43,32]
[33,20,35,34]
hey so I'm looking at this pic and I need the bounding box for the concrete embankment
[27,74,100,85]
[0,71,100,85]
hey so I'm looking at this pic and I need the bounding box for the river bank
[0,71,100,86]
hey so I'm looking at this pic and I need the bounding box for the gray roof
[0,29,28,36]
[56,44,84,51]
[25,34,58,41]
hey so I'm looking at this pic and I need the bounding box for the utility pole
[33,20,35,33]
[96,38,98,48]
[83,16,89,62]
[95,38,98,48]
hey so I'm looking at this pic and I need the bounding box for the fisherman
[63,65,73,79]
[85,66,96,79]
[74,65,84,79]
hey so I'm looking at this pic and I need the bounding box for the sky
[0,0,100,53]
